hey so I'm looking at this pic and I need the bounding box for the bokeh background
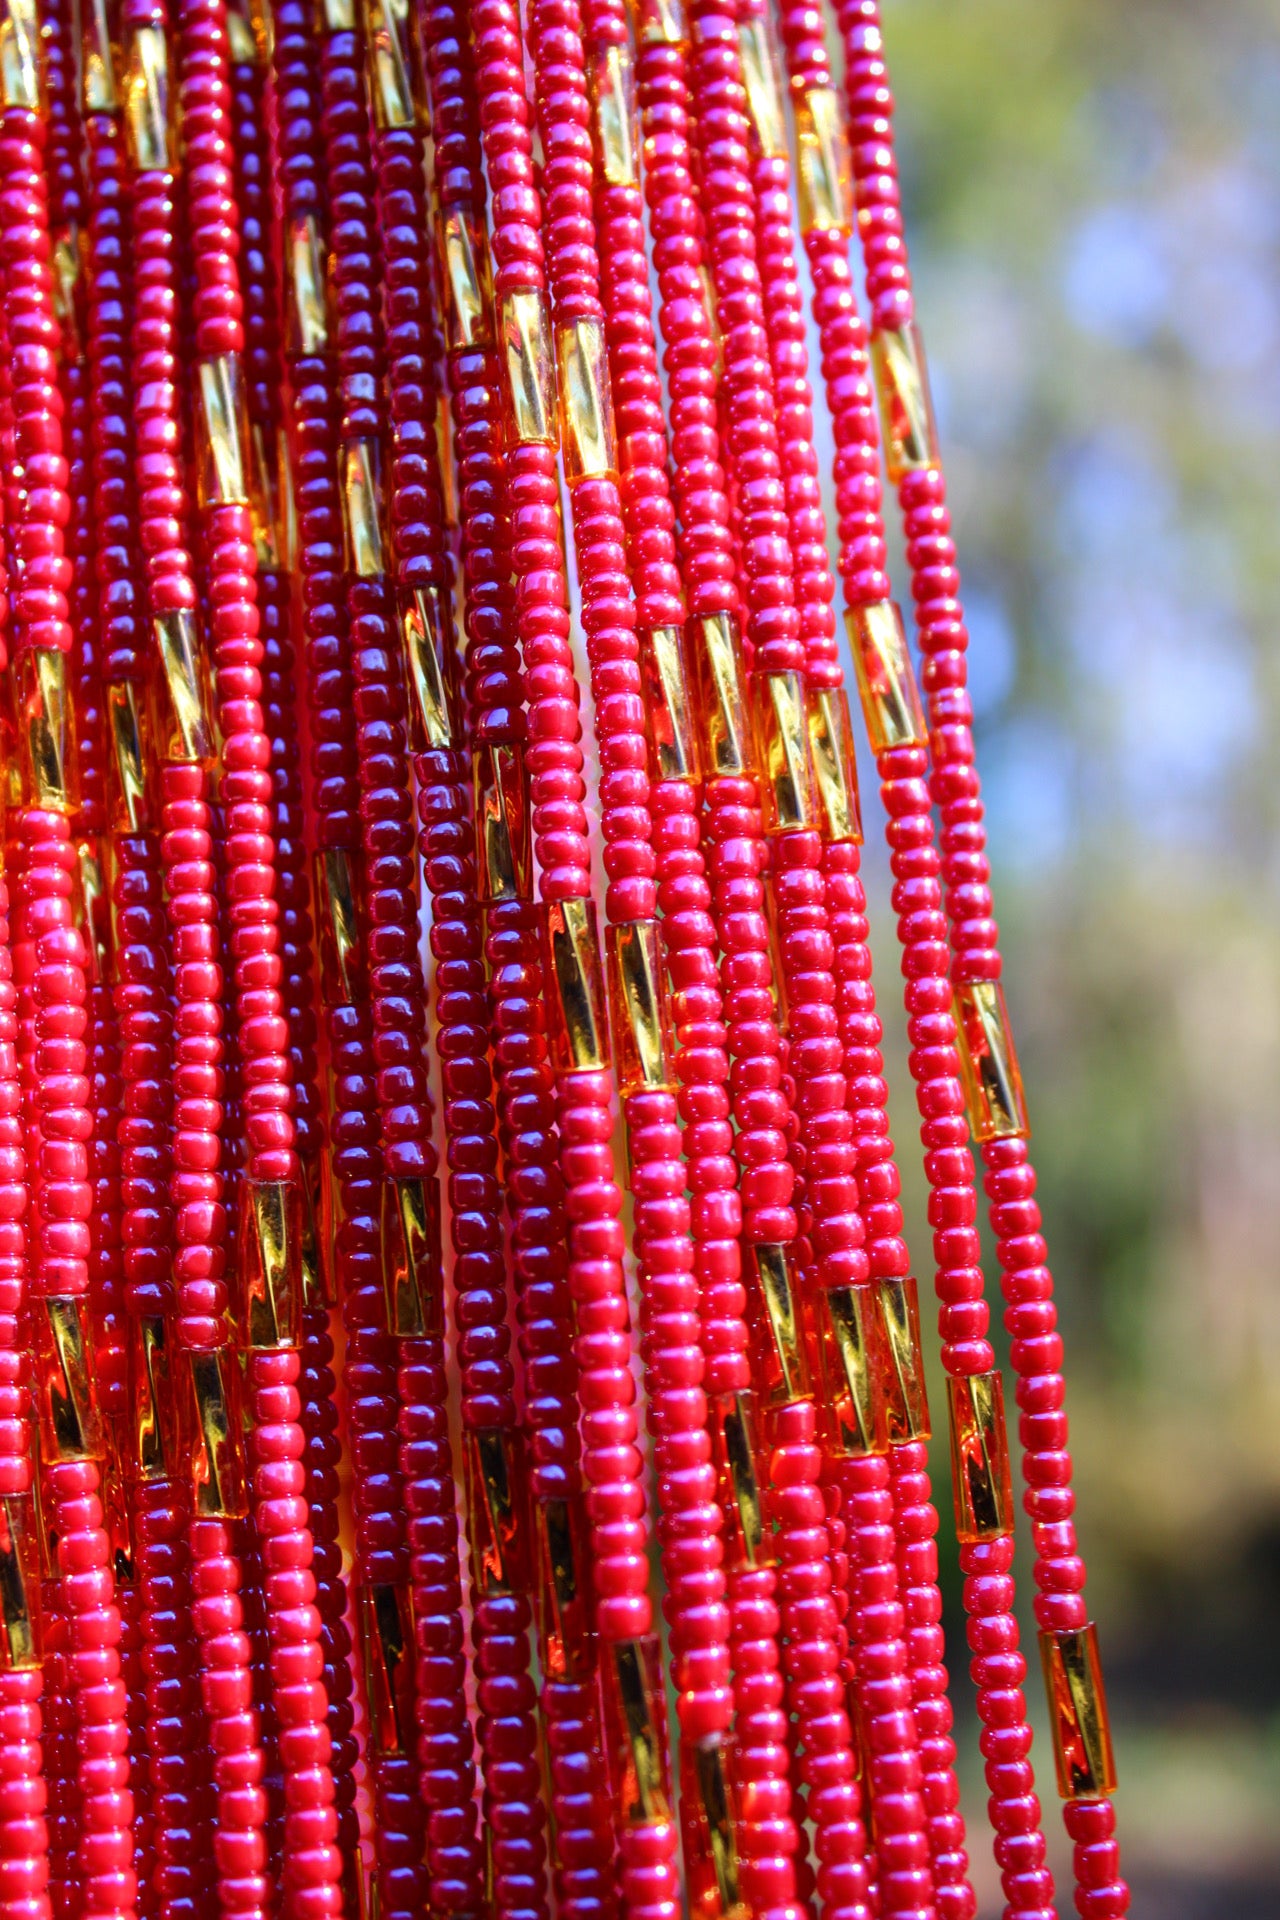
[851,1,1280,1912]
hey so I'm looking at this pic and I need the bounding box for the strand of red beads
[836,10,1128,1917]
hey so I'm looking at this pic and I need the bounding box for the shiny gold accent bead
[535,1495,591,1680]
[807,684,862,846]
[123,24,170,171]
[736,18,785,160]
[878,1274,930,1444]
[697,262,722,372]
[436,402,458,529]
[401,585,455,752]
[953,979,1029,1143]
[687,1738,743,1920]
[365,0,414,128]
[236,1179,302,1350]
[817,1285,884,1456]
[946,1369,1014,1545]
[359,1581,414,1758]
[314,847,361,1006]
[248,0,274,61]
[543,895,611,1075]
[474,741,531,905]
[322,0,354,28]
[197,353,251,507]
[466,1426,529,1597]
[16,647,73,814]
[747,1242,810,1405]
[341,438,385,577]
[638,0,686,46]
[225,6,259,64]
[0,0,38,109]
[604,1637,671,1823]
[37,1296,102,1462]
[607,919,675,1098]
[694,611,750,777]
[287,214,329,354]
[871,321,940,484]
[846,600,927,753]
[154,609,215,765]
[82,0,119,112]
[1039,1623,1117,1802]
[754,670,816,835]
[106,683,147,834]
[51,229,82,327]
[640,624,699,783]
[0,1497,40,1671]
[708,1390,771,1572]
[76,843,110,986]
[590,41,638,187]
[557,317,617,483]
[501,289,557,446]
[300,1155,334,1309]
[130,1314,173,1482]
[186,1347,248,1519]
[795,85,853,236]
[276,422,299,571]
[381,1175,441,1338]
[248,420,280,568]
[438,205,491,352]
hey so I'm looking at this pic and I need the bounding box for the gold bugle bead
[107,680,148,830]
[314,846,361,1006]
[197,352,251,507]
[436,403,459,530]
[225,6,259,65]
[878,1274,930,1444]
[847,600,927,753]
[500,289,557,447]
[640,623,699,783]
[123,23,170,171]
[287,214,329,354]
[694,610,750,777]
[543,895,611,1075]
[76,843,111,986]
[153,610,215,767]
[249,420,280,568]
[322,0,355,29]
[186,1347,247,1519]
[638,0,686,47]
[795,85,853,236]
[473,741,531,905]
[604,1636,671,1824]
[0,0,38,110]
[607,919,676,1098]
[82,0,118,112]
[16,647,74,814]
[359,1581,415,1758]
[871,321,940,484]
[736,17,786,160]
[953,978,1029,1143]
[747,1242,810,1406]
[37,1296,103,1463]
[341,438,385,577]
[438,205,491,353]
[401,584,455,753]
[946,1369,1014,1545]
[708,1390,772,1572]
[590,40,638,187]
[557,317,618,483]
[299,1155,335,1309]
[535,1494,591,1681]
[807,684,863,846]
[130,1314,173,1482]
[754,669,816,835]
[1039,1623,1118,1802]
[465,1426,529,1598]
[237,1179,302,1350]
[365,0,414,128]
[0,1496,40,1672]
[687,1737,743,1920]
[381,1174,441,1338]
[276,422,299,570]
[51,229,82,327]
[817,1285,884,1457]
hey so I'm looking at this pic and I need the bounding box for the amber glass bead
[953,978,1029,1142]
[847,600,927,753]
[794,85,853,237]
[878,1275,930,1444]
[946,1369,1014,1544]
[1039,1622,1117,1801]
[870,321,940,483]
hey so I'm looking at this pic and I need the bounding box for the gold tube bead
[401,584,455,753]
[248,0,273,56]
[341,438,386,577]
[225,6,259,65]
[754,670,816,835]
[640,624,699,783]
[693,611,750,777]
[381,1174,441,1338]
[185,1348,247,1518]
[130,1314,174,1482]
[953,979,1029,1142]
[708,1390,772,1572]
[153,609,215,766]
[878,1275,930,1444]
[300,1154,335,1309]
[683,1737,744,1920]
[543,895,611,1075]
[0,0,38,110]
[590,41,638,187]
[248,420,280,568]
[795,86,853,236]
[82,0,118,112]
[638,0,686,47]
[465,1426,530,1597]
[500,289,556,447]
[603,1636,671,1824]
[847,600,927,753]
[16,647,74,814]
[557,317,618,483]
[807,684,862,845]
[535,1494,592,1681]
[473,741,531,905]
[816,1285,884,1457]
[607,919,676,1098]
[871,321,940,484]
[236,1179,302,1350]
[359,1580,415,1758]
[36,1296,103,1463]
[76,843,111,987]
[123,23,169,171]
[365,0,415,129]
[197,353,251,508]
[1039,1623,1118,1802]
[0,1496,40,1671]
[736,18,785,160]
[314,846,361,1006]
[438,205,491,353]
[946,1369,1014,1545]
[106,680,148,830]
[287,214,329,354]
[746,1242,810,1406]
